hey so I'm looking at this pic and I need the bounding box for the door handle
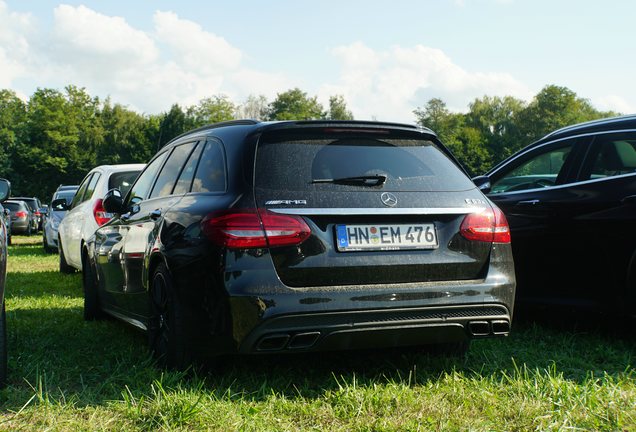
[621,195,636,206]
[516,199,541,206]
[150,209,162,220]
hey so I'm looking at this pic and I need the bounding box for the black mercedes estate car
[84,120,516,368]
[473,114,636,313]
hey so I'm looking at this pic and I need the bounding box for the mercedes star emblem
[381,192,397,207]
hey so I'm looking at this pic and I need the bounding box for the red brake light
[15,211,27,218]
[201,208,311,249]
[93,199,113,226]
[460,207,510,243]
[35,211,41,216]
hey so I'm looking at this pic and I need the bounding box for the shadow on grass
[7,245,51,258]
[0,296,634,413]
[6,271,81,299]
[1,262,635,411]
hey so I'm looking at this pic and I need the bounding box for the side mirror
[472,175,492,194]
[0,179,10,202]
[51,198,70,211]
[102,188,125,214]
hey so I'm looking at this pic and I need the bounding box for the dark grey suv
[85,120,516,368]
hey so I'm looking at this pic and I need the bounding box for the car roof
[164,119,436,149]
[539,114,636,142]
[5,200,28,206]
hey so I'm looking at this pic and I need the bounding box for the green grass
[0,235,635,430]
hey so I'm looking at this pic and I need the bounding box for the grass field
[0,236,635,430]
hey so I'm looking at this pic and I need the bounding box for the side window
[149,142,197,199]
[126,152,169,206]
[491,141,575,194]
[192,140,226,193]
[585,134,636,180]
[70,174,93,208]
[173,142,204,195]
[84,172,101,201]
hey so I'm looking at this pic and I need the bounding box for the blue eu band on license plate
[335,223,438,251]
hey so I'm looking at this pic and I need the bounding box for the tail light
[93,199,113,226]
[460,207,511,243]
[201,208,311,249]
[15,211,27,219]
[35,211,41,217]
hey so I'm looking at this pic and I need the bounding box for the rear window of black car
[255,128,475,192]
[109,171,141,196]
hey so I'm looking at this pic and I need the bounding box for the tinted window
[70,174,93,208]
[84,173,101,201]
[255,129,472,192]
[53,190,76,206]
[491,142,575,194]
[173,142,204,195]
[4,202,22,211]
[127,152,168,206]
[109,171,141,196]
[586,134,636,180]
[150,142,196,199]
[192,140,226,193]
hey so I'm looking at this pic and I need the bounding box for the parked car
[3,200,36,235]
[11,197,43,231]
[473,114,636,313]
[43,185,78,253]
[83,120,516,369]
[0,178,12,387]
[57,164,144,273]
[2,209,11,246]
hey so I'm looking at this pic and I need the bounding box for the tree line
[0,84,617,202]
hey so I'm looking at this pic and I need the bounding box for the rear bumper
[238,303,511,353]
[10,220,29,233]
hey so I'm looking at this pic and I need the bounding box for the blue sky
[1,0,634,122]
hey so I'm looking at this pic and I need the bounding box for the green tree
[0,90,27,177]
[237,94,269,120]
[267,88,324,120]
[465,95,526,162]
[189,95,236,127]
[157,104,190,148]
[517,85,616,144]
[326,95,354,120]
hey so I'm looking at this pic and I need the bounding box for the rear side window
[173,142,204,195]
[84,172,101,200]
[109,171,141,196]
[191,140,226,193]
[150,142,196,199]
[70,173,93,208]
[255,129,474,192]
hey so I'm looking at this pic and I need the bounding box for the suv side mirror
[51,198,70,211]
[102,188,125,214]
[0,179,10,202]
[472,175,492,194]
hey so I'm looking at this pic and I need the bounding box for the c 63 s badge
[265,200,307,206]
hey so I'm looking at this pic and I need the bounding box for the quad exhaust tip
[468,320,510,337]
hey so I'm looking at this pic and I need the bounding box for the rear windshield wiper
[311,174,387,187]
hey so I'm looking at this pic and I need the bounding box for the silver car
[43,186,78,253]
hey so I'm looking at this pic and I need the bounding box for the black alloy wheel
[148,263,191,369]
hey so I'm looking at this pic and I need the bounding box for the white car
[57,164,144,273]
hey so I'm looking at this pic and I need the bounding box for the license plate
[336,223,438,251]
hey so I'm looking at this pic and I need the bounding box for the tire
[43,234,54,253]
[58,240,75,274]
[148,263,192,369]
[25,223,31,237]
[82,252,103,321]
[0,303,7,388]
[6,234,10,246]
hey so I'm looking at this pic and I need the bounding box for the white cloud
[320,42,532,122]
[594,95,635,114]
[0,0,35,87]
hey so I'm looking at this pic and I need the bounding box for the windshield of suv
[256,128,474,192]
